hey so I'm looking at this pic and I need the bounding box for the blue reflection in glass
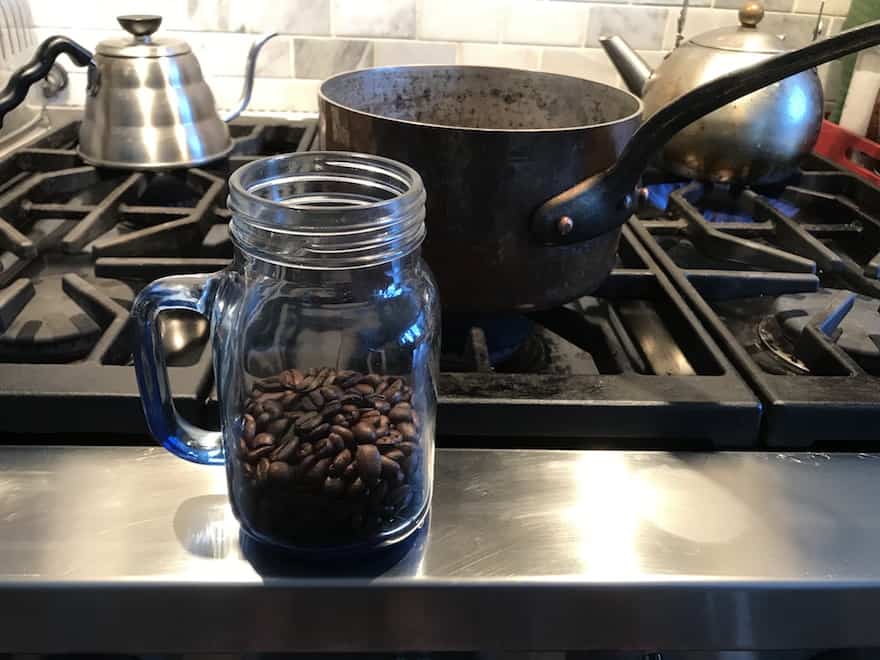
[377,281,404,299]
[399,319,423,345]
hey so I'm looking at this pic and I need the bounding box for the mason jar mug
[132,152,440,553]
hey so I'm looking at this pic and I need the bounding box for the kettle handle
[531,19,880,245]
[0,36,93,129]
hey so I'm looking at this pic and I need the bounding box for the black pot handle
[531,19,880,245]
[0,36,93,129]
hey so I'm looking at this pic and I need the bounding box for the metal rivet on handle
[557,216,574,236]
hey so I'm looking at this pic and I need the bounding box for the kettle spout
[222,33,279,123]
[599,35,652,97]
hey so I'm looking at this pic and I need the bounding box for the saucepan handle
[0,36,93,129]
[531,19,880,245]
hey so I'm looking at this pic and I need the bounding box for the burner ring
[757,316,809,374]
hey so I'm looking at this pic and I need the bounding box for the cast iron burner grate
[0,119,317,435]
[0,119,760,447]
[637,154,880,448]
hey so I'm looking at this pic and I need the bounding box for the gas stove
[636,155,880,448]
[0,116,762,447]
[4,116,878,450]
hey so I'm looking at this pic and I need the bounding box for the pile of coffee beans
[233,367,426,546]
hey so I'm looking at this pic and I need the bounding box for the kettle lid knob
[739,2,765,28]
[117,14,162,39]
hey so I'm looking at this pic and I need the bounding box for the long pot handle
[0,36,92,129]
[531,19,880,245]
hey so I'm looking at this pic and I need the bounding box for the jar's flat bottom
[238,499,431,558]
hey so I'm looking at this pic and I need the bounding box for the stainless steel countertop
[1,446,879,653]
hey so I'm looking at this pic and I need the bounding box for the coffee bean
[372,399,391,414]
[305,457,332,487]
[270,434,299,462]
[268,461,292,482]
[294,454,317,480]
[239,437,249,457]
[327,432,345,453]
[343,461,359,482]
[362,374,383,387]
[256,411,272,429]
[357,445,381,485]
[331,413,347,426]
[263,400,283,417]
[335,370,360,389]
[314,435,337,458]
[298,397,318,412]
[295,441,314,461]
[280,369,304,389]
[398,441,417,456]
[281,391,299,409]
[380,455,401,480]
[401,452,420,479]
[294,411,322,433]
[329,423,353,443]
[266,417,290,436]
[304,422,330,443]
[307,389,324,409]
[360,408,381,422]
[347,477,366,498]
[377,435,401,453]
[389,403,412,424]
[247,444,273,463]
[243,414,256,442]
[295,375,316,393]
[330,448,352,476]
[387,485,412,510]
[321,385,342,400]
[324,476,345,498]
[315,367,335,388]
[352,421,376,445]
[353,383,374,396]
[397,422,418,443]
[255,377,284,393]
[257,457,270,482]
[242,462,255,479]
[340,392,363,406]
[385,379,403,400]
[258,390,287,404]
[320,400,342,420]
[385,449,405,463]
[253,432,274,449]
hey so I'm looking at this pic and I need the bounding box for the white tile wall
[417,0,504,43]
[23,0,840,112]
[460,43,541,69]
[502,1,587,47]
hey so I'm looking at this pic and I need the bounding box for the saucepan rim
[318,64,644,134]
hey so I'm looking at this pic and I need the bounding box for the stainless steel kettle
[0,14,277,170]
[601,1,824,184]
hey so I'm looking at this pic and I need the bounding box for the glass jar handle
[132,272,225,465]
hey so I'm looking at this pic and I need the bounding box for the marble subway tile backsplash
[25,0,844,113]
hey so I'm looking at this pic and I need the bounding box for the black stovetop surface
[1,119,878,450]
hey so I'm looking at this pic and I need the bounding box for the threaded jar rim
[228,151,426,270]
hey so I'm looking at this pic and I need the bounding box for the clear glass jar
[132,152,440,553]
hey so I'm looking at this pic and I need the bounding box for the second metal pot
[320,21,880,313]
